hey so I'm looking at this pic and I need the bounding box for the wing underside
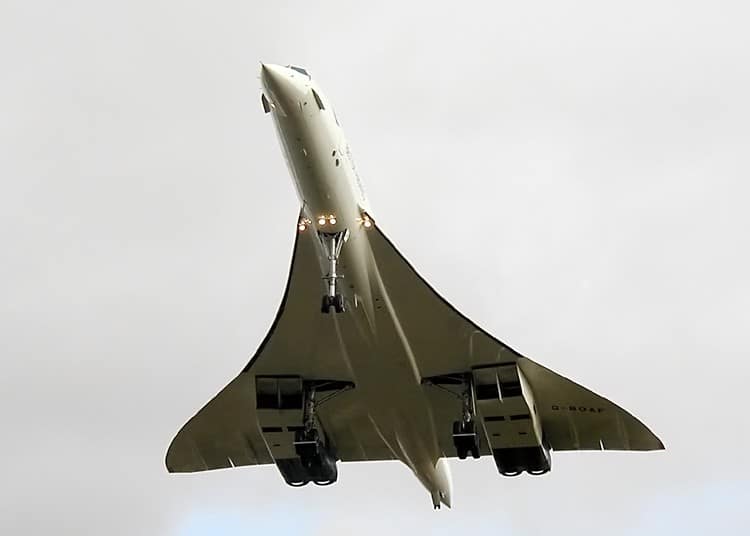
[166,217,662,475]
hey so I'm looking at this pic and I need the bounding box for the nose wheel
[321,294,345,314]
[318,230,348,314]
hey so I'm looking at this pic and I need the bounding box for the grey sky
[2,1,749,534]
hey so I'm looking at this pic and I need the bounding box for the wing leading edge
[166,215,397,474]
[365,222,663,456]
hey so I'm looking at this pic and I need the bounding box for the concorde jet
[165,64,663,509]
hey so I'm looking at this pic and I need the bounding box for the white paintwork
[261,63,452,507]
[261,64,369,231]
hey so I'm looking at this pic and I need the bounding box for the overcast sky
[2,1,749,534]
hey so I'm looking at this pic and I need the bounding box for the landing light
[298,223,306,232]
[363,219,372,228]
[329,217,337,225]
[318,217,327,226]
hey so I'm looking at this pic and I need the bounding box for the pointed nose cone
[260,63,306,114]
[260,63,284,89]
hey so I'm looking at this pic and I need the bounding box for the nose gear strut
[318,230,348,314]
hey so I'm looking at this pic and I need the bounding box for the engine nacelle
[473,362,553,476]
[492,444,551,476]
[275,453,338,487]
[255,375,342,487]
[272,428,339,487]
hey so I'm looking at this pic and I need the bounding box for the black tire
[528,469,549,476]
[333,294,345,313]
[321,295,332,314]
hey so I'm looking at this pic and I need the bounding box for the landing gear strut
[423,373,483,460]
[294,386,320,467]
[453,380,481,460]
[319,230,348,314]
[292,384,338,485]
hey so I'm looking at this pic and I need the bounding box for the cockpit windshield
[287,65,311,79]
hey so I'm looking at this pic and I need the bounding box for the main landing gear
[423,374,482,460]
[292,384,338,485]
[453,379,481,460]
[259,376,353,487]
[319,230,348,314]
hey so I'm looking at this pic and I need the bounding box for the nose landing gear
[318,230,348,314]
[320,294,346,314]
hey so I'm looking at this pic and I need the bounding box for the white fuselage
[262,64,368,232]
[261,64,451,508]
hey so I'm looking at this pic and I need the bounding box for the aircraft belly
[334,232,445,490]
[268,83,449,501]
[279,115,360,233]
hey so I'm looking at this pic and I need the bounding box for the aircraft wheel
[321,295,332,314]
[333,294,345,313]
[528,469,549,476]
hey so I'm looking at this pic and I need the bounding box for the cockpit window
[288,65,310,78]
[311,88,325,110]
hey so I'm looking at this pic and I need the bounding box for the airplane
[165,64,664,509]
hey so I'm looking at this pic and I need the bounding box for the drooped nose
[260,63,307,114]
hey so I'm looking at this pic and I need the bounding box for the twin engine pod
[472,363,552,476]
[255,375,350,487]
[275,427,338,487]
